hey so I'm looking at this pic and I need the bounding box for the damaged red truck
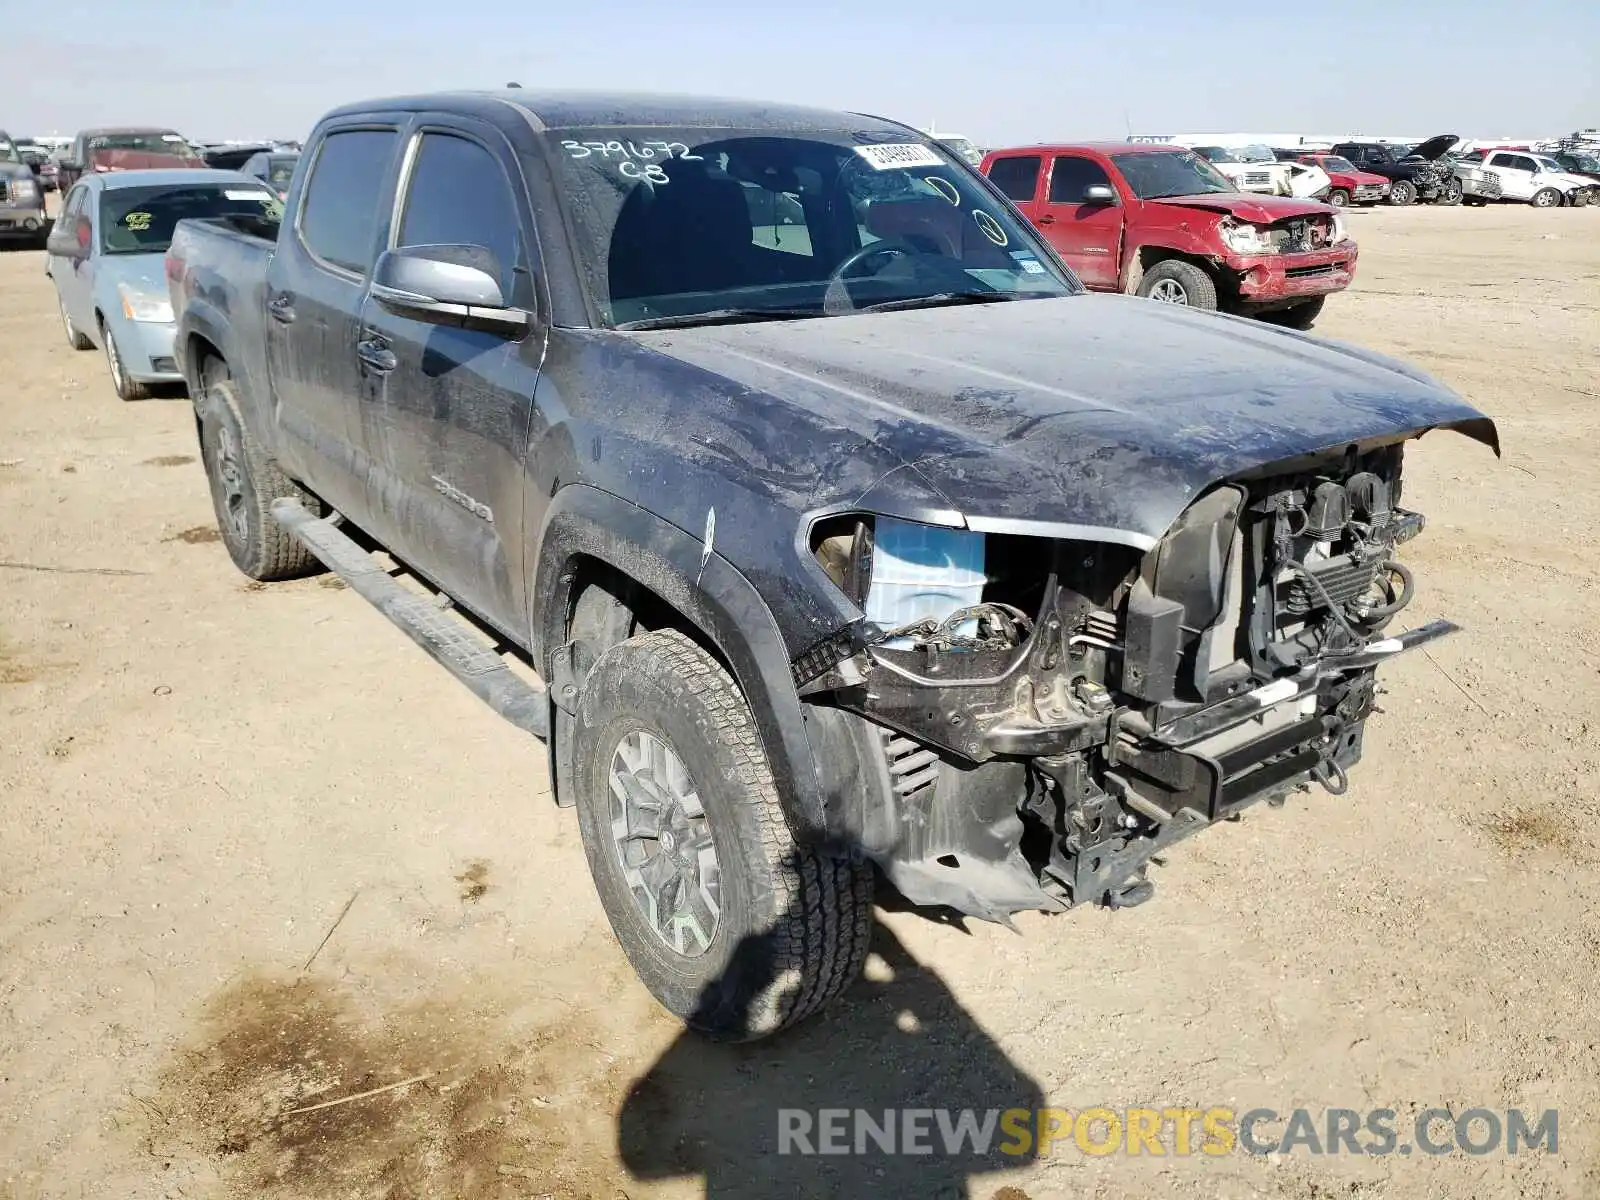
[983,142,1355,329]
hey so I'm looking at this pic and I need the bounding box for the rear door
[356,119,544,638]
[263,123,402,516]
[1034,154,1122,290]
[984,153,1043,220]
[1485,153,1534,199]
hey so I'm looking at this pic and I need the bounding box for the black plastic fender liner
[529,484,830,841]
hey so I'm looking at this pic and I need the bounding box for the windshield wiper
[614,307,822,331]
[860,292,1032,314]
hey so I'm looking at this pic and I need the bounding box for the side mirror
[1082,184,1117,205]
[370,244,530,335]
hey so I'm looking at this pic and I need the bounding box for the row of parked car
[942,132,1600,210]
[0,126,300,249]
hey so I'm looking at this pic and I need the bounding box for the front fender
[530,483,829,841]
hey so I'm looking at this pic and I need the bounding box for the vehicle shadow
[616,913,1043,1199]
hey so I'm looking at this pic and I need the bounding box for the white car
[1191,144,1329,198]
[1468,150,1594,207]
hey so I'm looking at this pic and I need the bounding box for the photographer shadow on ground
[616,913,1044,1200]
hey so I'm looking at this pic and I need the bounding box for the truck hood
[1147,192,1336,222]
[1407,134,1460,161]
[0,162,33,183]
[1332,167,1390,187]
[631,295,1497,550]
[89,148,206,172]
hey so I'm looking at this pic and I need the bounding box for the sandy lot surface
[2,204,1597,1200]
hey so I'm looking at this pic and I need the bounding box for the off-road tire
[196,378,323,580]
[102,324,150,401]
[1531,188,1562,209]
[1327,188,1350,208]
[1136,259,1218,311]
[1437,178,1464,205]
[1263,296,1326,331]
[572,629,873,1041]
[1388,179,1417,206]
[59,297,91,350]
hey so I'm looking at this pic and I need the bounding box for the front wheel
[102,325,150,401]
[1437,178,1464,205]
[1531,188,1562,209]
[1136,259,1218,310]
[1388,179,1418,206]
[1327,188,1350,208]
[1261,296,1326,331]
[572,629,873,1041]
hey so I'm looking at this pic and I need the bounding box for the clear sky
[9,0,1597,145]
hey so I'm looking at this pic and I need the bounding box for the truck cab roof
[323,89,917,137]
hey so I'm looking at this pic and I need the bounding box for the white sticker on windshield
[854,143,944,171]
[1017,258,1046,274]
[161,133,185,142]
[224,189,272,201]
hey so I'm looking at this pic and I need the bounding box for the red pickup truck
[1293,152,1391,207]
[981,143,1356,329]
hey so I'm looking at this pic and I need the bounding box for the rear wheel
[1437,178,1464,205]
[1327,188,1350,208]
[102,324,150,401]
[572,629,873,1041]
[1136,259,1218,311]
[1388,179,1417,206]
[1531,188,1562,209]
[196,378,323,580]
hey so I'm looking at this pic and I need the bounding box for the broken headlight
[1219,218,1271,254]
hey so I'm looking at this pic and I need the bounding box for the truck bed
[166,216,279,407]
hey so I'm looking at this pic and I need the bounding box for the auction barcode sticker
[854,143,945,171]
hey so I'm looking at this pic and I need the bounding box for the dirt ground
[2,203,1597,1200]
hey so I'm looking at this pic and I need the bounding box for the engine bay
[803,441,1457,921]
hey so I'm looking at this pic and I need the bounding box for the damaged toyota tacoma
[166,90,1499,1041]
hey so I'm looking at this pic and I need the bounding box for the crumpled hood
[1149,192,1336,223]
[631,295,1497,549]
[1408,134,1461,161]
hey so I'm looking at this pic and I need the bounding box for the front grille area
[0,180,9,203]
[1241,171,1272,187]
[1267,215,1336,252]
[1285,263,1339,278]
[1354,184,1386,199]
[1282,553,1380,616]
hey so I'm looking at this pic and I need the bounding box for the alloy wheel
[1147,279,1189,304]
[607,729,722,957]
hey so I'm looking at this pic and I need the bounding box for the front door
[356,121,543,639]
[262,124,402,514]
[49,185,93,332]
[1035,155,1124,290]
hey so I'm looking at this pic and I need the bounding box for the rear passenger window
[987,156,1041,202]
[398,133,521,298]
[1048,156,1112,203]
[299,129,397,273]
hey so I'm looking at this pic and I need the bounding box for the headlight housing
[118,283,174,324]
[1219,219,1271,254]
[1331,213,1348,243]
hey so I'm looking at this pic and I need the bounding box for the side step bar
[272,499,549,739]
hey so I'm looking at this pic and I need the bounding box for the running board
[271,499,549,739]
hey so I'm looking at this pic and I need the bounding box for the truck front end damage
[800,436,1484,921]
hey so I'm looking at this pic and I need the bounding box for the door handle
[267,293,296,324]
[1036,214,1056,225]
[356,337,397,374]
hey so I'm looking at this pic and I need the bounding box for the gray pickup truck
[167,90,1498,1040]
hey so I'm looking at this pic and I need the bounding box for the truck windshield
[99,183,279,255]
[87,132,201,159]
[545,127,1076,328]
[1111,150,1236,199]
[1320,156,1357,173]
